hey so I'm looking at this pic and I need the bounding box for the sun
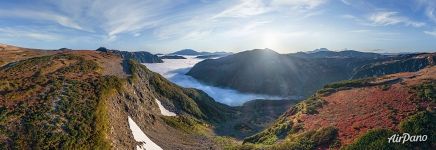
[261,32,279,50]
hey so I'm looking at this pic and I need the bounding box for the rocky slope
[242,66,435,149]
[97,47,163,63]
[351,53,435,78]
[187,49,435,97]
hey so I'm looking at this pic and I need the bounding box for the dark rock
[97,48,163,63]
[110,50,163,63]
[96,47,109,52]
[58,48,72,51]
[159,55,187,59]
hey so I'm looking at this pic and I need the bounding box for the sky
[0,0,435,53]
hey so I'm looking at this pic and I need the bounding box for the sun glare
[261,32,279,50]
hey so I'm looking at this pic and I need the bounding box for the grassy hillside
[0,54,120,149]
[0,44,54,66]
[242,66,436,149]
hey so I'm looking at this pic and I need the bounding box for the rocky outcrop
[351,53,435,78]
[96,47,163,63]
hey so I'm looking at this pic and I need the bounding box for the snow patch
[128,116,162,150]
[155,98,177,116]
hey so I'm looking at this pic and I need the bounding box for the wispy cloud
[0,0,329,43]
[219,20,270,37]
[350,29,371,33]
[341,14,357,19]
[156,0,327,40]
[341,14,367,24]
[424,30,436,37]
[0,0,183,41]
[213,0,327,18]
[153,15,215,40]
[0,9,85,31]
[368,11,425,27]
[92,0,171,39]
[415,0,436,22]
[213,0,269,18]
[341,0,351,5]
[270,0,327,10]
[51,0,179,40]
[0,27,61,41]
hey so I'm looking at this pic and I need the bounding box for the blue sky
[0,0,435,53]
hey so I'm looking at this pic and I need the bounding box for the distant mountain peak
[170,49,232,56]
[236,49,281,58]
[170,49,201,55]
[179,49,197,52]
[307,48,330,53]
[291,49,384,58]
[251,48,278,53]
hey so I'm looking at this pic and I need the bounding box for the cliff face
[108,50,163,63]
[95,47,162,63]
[351,54,435,79]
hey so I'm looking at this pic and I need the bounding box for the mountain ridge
[170,49,231,56]
[292,49,385,58]
[96,47,163,63]
[187,48,435,97]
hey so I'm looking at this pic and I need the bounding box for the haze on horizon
[0,0,436,53]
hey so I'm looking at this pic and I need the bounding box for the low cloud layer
[143,57,285,106]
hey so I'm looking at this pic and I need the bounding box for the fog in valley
[143,56,284,106]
